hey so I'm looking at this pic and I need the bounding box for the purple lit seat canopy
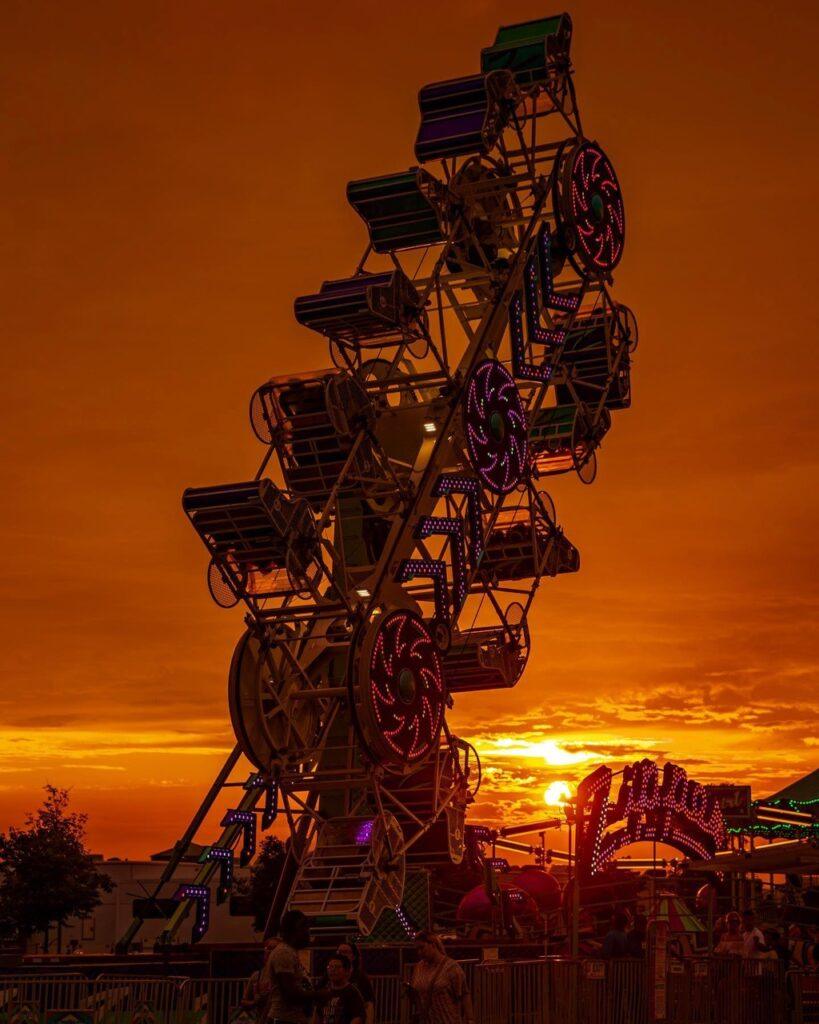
[415,73,514,164]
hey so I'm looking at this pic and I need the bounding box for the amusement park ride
[118,13,640,950]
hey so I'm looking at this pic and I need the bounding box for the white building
[59,844,257,953]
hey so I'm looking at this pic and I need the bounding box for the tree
[0,786,113,950]
[246,835,285,933]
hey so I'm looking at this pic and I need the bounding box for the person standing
[314,955,366,1024]
[336,942,374,1024]
[715,911,744,956]
[261,910,321,1024]
[601,911,630,958]
[408,931,474,1024]
[762,928,789,966]
[625,913,647,957]
[243,940,280,1023]
[741,910,765,959]
[788,924,807,967]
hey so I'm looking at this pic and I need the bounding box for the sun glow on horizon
[488,738,591,766]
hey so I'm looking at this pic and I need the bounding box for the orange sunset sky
[2,1,819,859]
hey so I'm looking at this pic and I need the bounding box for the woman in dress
[407,931,474,1024]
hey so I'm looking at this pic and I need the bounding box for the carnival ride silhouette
[118,12,637,949]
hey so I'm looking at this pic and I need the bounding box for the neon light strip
[396,558,449,623]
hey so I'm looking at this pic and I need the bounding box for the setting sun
[543,781,572,807]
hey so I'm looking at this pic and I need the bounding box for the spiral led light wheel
[353,610,446,767]
[463,359,528,495]
[557,140,625,274]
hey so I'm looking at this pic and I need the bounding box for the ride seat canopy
[294,269,425,342]
[347,169,445,253]
[480,13,573,84]
[182,479,320,587]
[415,71,516,164]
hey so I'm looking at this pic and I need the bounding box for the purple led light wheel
[463,359,528,495]
[353,610,446,767]
[556,141,625,274]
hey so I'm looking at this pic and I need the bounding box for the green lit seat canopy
[481,13,573,85]
[529,403,611,477]
[347,168,445,253]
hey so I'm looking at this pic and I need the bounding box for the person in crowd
[336,941,374,1024]
[260,910,324,1024]
[314,954,366,1024]
[715,911,744,956]
[762,928,789,965]
[625,913,647,957]
[601,911,630,958]
[242,939,280,1023]
[741,909,765,959]
[788,924,807,967]
[808,926,819,967]
[407,930,474,1024]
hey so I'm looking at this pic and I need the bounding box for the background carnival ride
[452,758,728,943]
[118,13,639,950]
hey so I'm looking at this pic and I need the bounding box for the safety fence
[465,957,792,1024]
[0,961,817,1024]
[0,976,237,1024]
[792,971,819,1024]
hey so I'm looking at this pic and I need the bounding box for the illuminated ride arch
[575,760,729,880]
[118,12,639,949]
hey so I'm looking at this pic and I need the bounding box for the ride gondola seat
[528,403,611,476]
[293,270,426,343]
[442,624,529,692]
[250,371,380,510]
[347,169,445,253]
[381,743,471,866]
[182,479,320,597]
[555,309,632,411]
[415,71,516,164]
[480,13,573,85]
[482,507,579,581]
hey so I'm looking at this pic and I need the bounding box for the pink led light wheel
[352,610,446,767]
[463,359,528,495]
[556,140,625,274]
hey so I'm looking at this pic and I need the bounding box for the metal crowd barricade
[370,974,401,1024]
[548,958,580,1024]
[408,955,791,1024]
[577,958,613,1024]
[0,974,90,1019]
[93,975,187,1023]
[789,969,819,1024]
[605,958,648,1024]
[507,959,549,1024]
[177,978,246,1024]
[471,960,510,1024]
[707,956,787,1024]
[0,956,806,1024]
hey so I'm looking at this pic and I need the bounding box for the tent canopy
[765,769,819,805]
[649,894,704,933]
